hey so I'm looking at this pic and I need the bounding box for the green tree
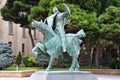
[98,6,120,61]
[66,0,120,16]
[28,0,51,22]
[66,0,120,68]
[1,0,40,47]
[15,52,22,67]
[99,6,120,44]
[28,0,120,68]
[0,40,14,70]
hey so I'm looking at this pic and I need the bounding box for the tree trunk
[95,47,100,68]
[84,38,92,67]
[117,46,120,58]
[90,47,94,67]
[28,28,35,47]
[119,46,120,59]
[106,47,112,62]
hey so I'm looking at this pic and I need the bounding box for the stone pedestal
[29,71,98,80]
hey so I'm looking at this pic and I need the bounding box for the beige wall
[0,18,44,56]
[0,0,43,56]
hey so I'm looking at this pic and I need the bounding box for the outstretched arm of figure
[63,4,71,16]
[60,4,71,25]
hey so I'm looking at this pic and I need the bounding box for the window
[22,43,25,53]
[22,26,26,38]
[34,29,36,39]
[8,21,13,34]
[8,42,12,47]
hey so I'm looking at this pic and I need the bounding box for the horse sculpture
[31,20,86,71]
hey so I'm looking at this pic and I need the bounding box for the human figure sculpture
[32,4,86,71]
[44,4,71,52]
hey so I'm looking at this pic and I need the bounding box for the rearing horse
[32,20,86,71]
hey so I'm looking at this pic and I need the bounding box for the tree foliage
[34,53,49,68]
[28,0,51,22]
[98,6,120,45]
[15,52,22,66]
[0,40,14,70]
[66,0,120,15]
[23,54,35,67]
[1,0,39,27]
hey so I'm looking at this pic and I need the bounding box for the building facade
[0,0,43,56]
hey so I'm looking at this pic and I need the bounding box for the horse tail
[75,29,86,39]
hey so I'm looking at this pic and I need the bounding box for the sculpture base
[30,71,98,80]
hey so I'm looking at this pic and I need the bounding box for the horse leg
[69,56,76,71]
[32,43,40,57]
[75,59,80,71]
[32,43,44,57]
[46,55,55,71]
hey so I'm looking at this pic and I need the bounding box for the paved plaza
[95,74,120,80]
[0,74,119,80]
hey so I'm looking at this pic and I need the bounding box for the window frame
[22,26,26,38]
[22,43,25,53]
[8,21,13,35]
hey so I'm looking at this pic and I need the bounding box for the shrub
[0,40,14,70]
[23,54,35,67]
[110,59,120,69]
[35,53,49,68]
[15,52,22,66]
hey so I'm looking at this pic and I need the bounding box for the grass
[4,66,42,71]
[3,65,111,71]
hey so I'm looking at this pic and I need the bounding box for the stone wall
[0,70,35,77]
[81,69,120,75]
[0,69,119,77]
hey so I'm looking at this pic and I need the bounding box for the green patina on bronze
[31,4,86,71]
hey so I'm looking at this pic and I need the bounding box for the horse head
[32,20,44,31]
[32,20,55,40]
